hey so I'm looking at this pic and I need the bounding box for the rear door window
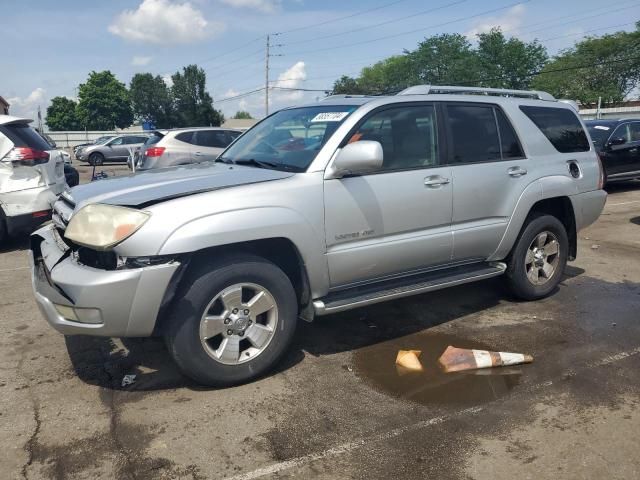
[445,104,501,164]
[0,123,52,150]
[175,132,194,144]
[519,105,589,153]
[193,130,231,148]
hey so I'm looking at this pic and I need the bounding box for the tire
[0,214,7,247]
[89,152,104,166]
[165,254,298,387]
[505,214,568,301]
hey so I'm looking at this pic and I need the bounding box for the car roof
[0,114,33,126]
[584,119,621,125]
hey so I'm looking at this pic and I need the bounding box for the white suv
[0,116,66,244]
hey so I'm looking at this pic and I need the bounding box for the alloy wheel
[525,231,560,286]
[199,283,278,365]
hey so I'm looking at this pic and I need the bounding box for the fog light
[53,304,102,324]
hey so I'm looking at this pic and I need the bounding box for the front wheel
[89,152,104,166]
[165,254,298,387]
[505,214,568,300]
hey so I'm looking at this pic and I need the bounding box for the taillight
[145,147,165,157]
[2,147,49,166]
[596,154,605,189]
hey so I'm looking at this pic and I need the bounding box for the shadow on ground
[65,272,557,392]
[64,270,592,392]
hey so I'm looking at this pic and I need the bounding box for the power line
[540,22,638,42]
[279,0,469,47]
[501,0,640,36]
[274,0,411,36]
[214,87,266,103]
[282,1,532,56]
[524,3,640,35]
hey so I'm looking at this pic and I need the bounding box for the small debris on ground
[121,374,137,387]
[395,350,423,373]
[591,244,600,250]
[438,346,533,373]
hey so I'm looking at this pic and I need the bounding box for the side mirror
[327,141,383,179]
[608,136,626,147]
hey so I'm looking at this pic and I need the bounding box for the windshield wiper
[217,157,302,172]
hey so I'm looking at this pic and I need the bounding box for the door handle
[424,175,450,187]
[508,167,527,177]
[194,152,203,157]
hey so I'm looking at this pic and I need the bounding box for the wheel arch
[153,237,315,335]
[489,177,579,261]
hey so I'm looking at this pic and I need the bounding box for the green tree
[332,75,366,94]
[130,73,174,128]
[331,55,416,95]
[76,71,133,130]
[476,28,547,89]
[233,110,253,119]
[171,65,224,127]
[532,23,640,105]
[408,33,480,85]
[45,96,80,131]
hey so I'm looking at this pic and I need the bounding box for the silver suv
[76,134,149,165]
[136,127,242,171]
[30,85,607,386]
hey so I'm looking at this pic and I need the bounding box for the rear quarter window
[519,106,589,153]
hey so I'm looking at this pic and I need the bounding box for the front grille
[52,193,75,230]
[77,248,118,270]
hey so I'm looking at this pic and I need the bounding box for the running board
[313,262,506,316]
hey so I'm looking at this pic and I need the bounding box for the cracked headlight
[65,204,150,251]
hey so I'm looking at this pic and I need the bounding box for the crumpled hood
[69,162,294,208]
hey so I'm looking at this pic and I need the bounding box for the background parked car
[36,131,80,188]
[76,134,149,165]
[136,127,242,170]
[0,115,67,243]
[585,119,640,184]
[73,135,115,158]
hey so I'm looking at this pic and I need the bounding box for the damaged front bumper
[30,223,180,337]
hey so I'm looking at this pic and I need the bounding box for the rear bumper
[1,184,64,234]
[570,189,607,231]
[30,224,180,337]
[5,211,51,236]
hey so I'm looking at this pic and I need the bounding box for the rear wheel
[506,214,568,300]
[0,213,6,246]
[165,254,298,387]
[89,152,104,166]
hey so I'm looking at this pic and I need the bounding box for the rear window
[520,106,589,153]
[0,123,52,151]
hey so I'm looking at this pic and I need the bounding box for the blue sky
[1,0,639,123]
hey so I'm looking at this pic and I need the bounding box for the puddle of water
[353,333,522,407]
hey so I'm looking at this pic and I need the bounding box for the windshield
[586,123,614,148]
[218,105,358,172]
[95,136,113,145]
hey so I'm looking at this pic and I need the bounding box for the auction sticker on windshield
[310,112,350,122]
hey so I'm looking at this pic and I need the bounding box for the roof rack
[398,85,556,101]
[321,94,383,101]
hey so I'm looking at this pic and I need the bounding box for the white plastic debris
[121,374,137,387]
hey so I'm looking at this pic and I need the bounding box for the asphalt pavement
[1,177,639,480]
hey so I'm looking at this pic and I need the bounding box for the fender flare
[488,176,577,261]
[158,206,330,297]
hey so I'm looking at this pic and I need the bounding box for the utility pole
[265,34,270,118]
